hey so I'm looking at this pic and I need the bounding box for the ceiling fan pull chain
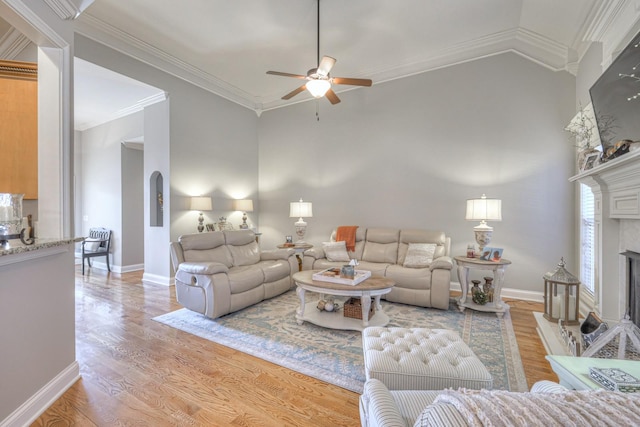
[316,99,320,121]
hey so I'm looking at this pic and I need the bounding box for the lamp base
[473,224,493,256]
[294,218,307,243]
[239,212,249,229]
[198,212,205,233]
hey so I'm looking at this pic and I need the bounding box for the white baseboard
[143,272,173,286]
[74,259,144,274]
[1,362,80,427]
[450,281,543,303]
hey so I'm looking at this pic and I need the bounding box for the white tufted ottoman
[362,327,493,390]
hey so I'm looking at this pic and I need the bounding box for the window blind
[580,183,595,294]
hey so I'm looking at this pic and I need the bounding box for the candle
[552,294,577,321]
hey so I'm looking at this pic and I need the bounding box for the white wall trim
[142,272,173,287]
[76,91,167,131]
[0,361,80,427]
[0,27,31,59]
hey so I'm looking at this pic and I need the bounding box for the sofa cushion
[227,266,264,294]
[385,265,431,290]
[323,241,351,262]
[398,230,447,264]
[180,232,233,267]
[403,243,437,268]
[228,242,260,266]
[259,259,291,283]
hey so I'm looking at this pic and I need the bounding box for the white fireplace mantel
[570,149,640,326]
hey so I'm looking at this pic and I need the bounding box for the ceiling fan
[266,0,372,105]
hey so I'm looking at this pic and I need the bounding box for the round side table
[454,256,512,317]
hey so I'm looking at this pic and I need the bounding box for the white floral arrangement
[565,102,600,151]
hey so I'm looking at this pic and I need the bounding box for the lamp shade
[190,196,212,211]
[232,199,253,212]
[290,198,313,218]
[465,194,502,222]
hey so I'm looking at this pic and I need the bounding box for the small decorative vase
[471,280,481,297]
[483,277,494,303]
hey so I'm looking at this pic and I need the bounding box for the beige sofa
[170,230,298,319]
[302,228,452,309]
[360,379,640,426]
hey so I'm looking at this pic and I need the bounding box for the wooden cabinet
[0,59,37,199]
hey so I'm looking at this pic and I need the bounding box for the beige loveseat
[170,230,298,319]
[302,228,452,309]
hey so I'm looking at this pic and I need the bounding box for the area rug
[153,291,528,394]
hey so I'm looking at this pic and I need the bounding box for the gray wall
[75,34,259,281]
[259,52,576,295]
[121,145,144,268]
[78,110,144,270]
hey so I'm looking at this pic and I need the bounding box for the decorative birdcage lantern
[543,257,581,325]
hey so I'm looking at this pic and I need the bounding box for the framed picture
[285,235,293,243]
[479,249,492,261]
[489,248,503,262]
[205,223,215,232]
[581,152,599,172]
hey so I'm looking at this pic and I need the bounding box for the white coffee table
[292,270,395,331]
[546,355,640,390]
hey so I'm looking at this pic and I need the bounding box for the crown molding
[583,0,640,68]
[43,0,80,20]
[0,27,31,59]
[76,91,167,131]
[75,13,259,111]
[76,11,591,113]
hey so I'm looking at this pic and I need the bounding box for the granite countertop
[0,237,83,257]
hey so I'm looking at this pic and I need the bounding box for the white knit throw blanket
[434,388,640,426]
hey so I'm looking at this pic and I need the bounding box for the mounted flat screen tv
[589,30,640,154]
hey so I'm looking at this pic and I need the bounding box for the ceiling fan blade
[282,84,307,100]
[267,71,307,79]
[332,77,373,87]
[317,56,336,77]
[325,88,341,105]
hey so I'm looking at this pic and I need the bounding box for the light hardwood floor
[32,269,557,426]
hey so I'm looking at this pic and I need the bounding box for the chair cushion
[84,239,101,251]
[227,241,261,266]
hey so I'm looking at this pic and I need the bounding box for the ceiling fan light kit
[266,0,372,106]
[306,79,331,98]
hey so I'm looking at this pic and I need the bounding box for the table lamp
[289,198,313,244]
[465,194,502,255]
[232,199,253,229]
[190,196,212,232]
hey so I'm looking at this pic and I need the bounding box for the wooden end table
[278,243,312,271]
[292,270,395,331]
[454,256,512,317]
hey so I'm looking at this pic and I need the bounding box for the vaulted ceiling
[1,0,607,122]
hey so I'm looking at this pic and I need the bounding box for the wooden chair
[82,227,112,275]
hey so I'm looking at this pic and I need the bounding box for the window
[580,183,595,294]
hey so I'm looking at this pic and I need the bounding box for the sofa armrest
[429,256,453,271]
[178,261,229,275]
[260,248,295,261]
[303,247,325,259]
